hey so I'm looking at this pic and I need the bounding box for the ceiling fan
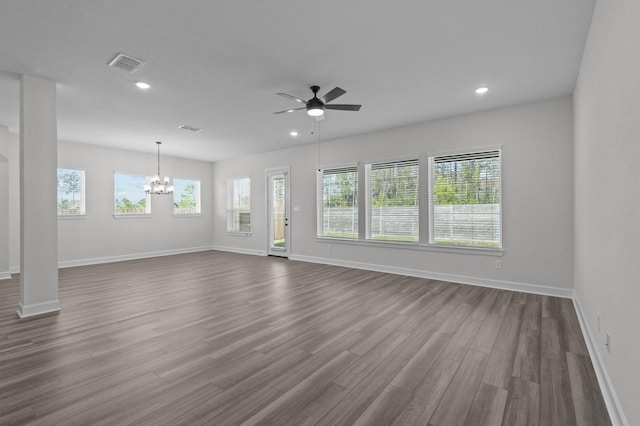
[273,85,361,117]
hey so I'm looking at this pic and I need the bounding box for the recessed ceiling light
[475,86,489,95]
[290,131,298,137]
[136,82,150,89]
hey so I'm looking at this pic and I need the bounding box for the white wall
[0,127,8,279]
[8,139,214,270]
[8,131,19,273]
[574,0,640,424]
[214,97,574,294]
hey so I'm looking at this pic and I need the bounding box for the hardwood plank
[352,384,411,426]
[566,352,612,426]
[464,382,508,426]
[512,326,541,383]
[502,377,540,426]
[482,303,524,389]
[428,349,490,426]
[439,314,484,361]
[317,354,409,425]
[391,355,461,425]
[240,350,359,425]
[0,251,610,425]
[540,356,577,426]
[334,331,410,390]
[559,298,589,356]
[541,317,564,360]
[390,331,454,392]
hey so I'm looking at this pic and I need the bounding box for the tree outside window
[114,173,151,215]
[173,178,201,215]
[57,168,85,215]
[429,150,502,248]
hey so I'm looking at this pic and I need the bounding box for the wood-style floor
[0,251,610,425]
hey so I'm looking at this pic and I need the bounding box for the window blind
[365,159,419,242]
[227,177,251,232]
[318,166,358,239]
[429,150,501,248]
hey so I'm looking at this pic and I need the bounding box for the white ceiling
[0,0,596,162]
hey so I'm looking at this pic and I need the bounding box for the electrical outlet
[495,260,503,270]
[605,332,611,353]
[596,312,600,332]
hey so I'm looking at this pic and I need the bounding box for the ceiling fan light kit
[274,85,361,117]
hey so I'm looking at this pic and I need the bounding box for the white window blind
[318,166,358,239]
[366,159,419,242]
[57,168,86,216]
[227,177,251,232]
[429,150,501,248]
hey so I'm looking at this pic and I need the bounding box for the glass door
[267,169,290,257]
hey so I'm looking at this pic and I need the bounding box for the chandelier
[144,141,173,195]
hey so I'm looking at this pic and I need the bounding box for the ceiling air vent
[108,53,145,73]
[179,125,202,132]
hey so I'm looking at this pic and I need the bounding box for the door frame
[266,167,290,257]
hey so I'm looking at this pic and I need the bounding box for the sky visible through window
[57,168,84,215]
[57,168,82,203]
[114,173,149,214]
[114,174,146,203]
[173,179,188,195]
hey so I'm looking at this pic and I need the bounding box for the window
[318,166,358,239]
[173,178,201,215]
[57,168,85,216]
[429,150,501,248]
[366,159,419,242]
[227,177,250,232]
[114,173,151,215]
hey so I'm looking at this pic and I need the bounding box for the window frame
[315,147,503,256]
[227,176,251,234]
[172,177,202,216]
[57,168,86,218]
[317,165,359,240]
[365,157,420,244]
[113,171,152,217]
[427,147,503,250]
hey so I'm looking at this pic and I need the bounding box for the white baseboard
[288,254,574,298]
[57,246,215,269]
[0,271,11,280]
[10,266,19,274]
[573,297,628,426]
[211,245,267,257]
[17,300,61,318]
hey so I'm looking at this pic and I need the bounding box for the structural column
[0,126,9,280]
[17,75,60,318]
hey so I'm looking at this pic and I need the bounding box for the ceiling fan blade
[276,93,307,104]
[324,104,361,111]
[273,107,306,114]
[321,87,346,104]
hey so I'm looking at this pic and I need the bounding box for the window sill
[113,214,152,219]
[173,213,202,218]
[58,214,87,220]
[316,237,503,256]
[227,231,251,237]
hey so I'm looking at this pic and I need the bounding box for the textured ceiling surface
[0,0,596,161]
